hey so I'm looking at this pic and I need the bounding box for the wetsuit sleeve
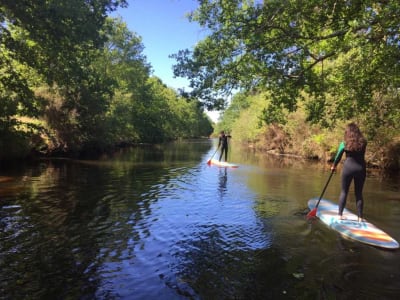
[333,141,345,167]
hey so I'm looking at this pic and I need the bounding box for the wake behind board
[308,198,399,249]
[209,159,239,168]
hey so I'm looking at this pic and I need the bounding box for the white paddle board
[209,159,239,168]
[308,198,399,249]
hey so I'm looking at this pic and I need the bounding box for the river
[1,140,400,299]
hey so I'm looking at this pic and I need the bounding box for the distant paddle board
[209,159,239,168]
[308,198,399,249]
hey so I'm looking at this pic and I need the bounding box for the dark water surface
[1,140,400,299]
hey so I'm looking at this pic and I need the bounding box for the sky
[112,0,220,121]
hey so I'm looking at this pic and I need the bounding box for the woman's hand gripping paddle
[207,148,219,165]
[307,141,345,219]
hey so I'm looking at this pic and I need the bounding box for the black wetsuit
[335,147,367,218]
[218,134,230,161]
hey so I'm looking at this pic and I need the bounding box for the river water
[1,140,400,299]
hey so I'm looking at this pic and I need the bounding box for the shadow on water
[1,140,400,299]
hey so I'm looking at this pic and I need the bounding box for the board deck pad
[209,159,239,168]
[308,198,399,249]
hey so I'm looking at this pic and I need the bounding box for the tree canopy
[1,0,126,131]
[172,0,400,127]
[1,1,213,159]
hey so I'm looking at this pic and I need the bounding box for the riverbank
[2,130,399,174]
[212,121,400,173]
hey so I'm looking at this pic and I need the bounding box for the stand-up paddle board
[308,198,399,249]
[209,159,238,168]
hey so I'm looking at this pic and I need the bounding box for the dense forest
[172,0,400,171]
[0,0,213,160]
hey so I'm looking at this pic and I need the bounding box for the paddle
[306,169,335,219]
[307,141,345,219]
[207,148,219,165]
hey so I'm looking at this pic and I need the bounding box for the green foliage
[173,0,400,127]
[171,0,400,169]
[215,92,251,133]
[0,3,213,159]
[1,0,126,154]
[216,91,267,142]
[231,103,264,143]
[142,77,213,142]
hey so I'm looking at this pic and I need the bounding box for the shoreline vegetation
[211,89,400,174]
[1,5,213,166]
[2,129,399,175]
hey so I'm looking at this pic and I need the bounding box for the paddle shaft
[307,143,344,218]
[207,147,219,163]
[314,170,335,209]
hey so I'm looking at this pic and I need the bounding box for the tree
[95,18,212,145]
[1,0,127,91]
[0,0,127,155]
[172,0,400,125]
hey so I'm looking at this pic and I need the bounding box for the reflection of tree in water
[0,155,195,299]
[107,139,212,164]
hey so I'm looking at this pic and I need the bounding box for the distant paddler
[218,131,231,162]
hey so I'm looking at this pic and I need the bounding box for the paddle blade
[207,159,211,165]
[307,208,317,219]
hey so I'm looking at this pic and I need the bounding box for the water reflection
[1,141,400,299]
[217,168,228,197]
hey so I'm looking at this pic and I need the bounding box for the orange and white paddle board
[308,198,399,249]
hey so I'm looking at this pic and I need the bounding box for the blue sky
[113,0,205,90]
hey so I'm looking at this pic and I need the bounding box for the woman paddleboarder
[331,123,367,222]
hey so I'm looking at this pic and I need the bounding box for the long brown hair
[344,122,367,152]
